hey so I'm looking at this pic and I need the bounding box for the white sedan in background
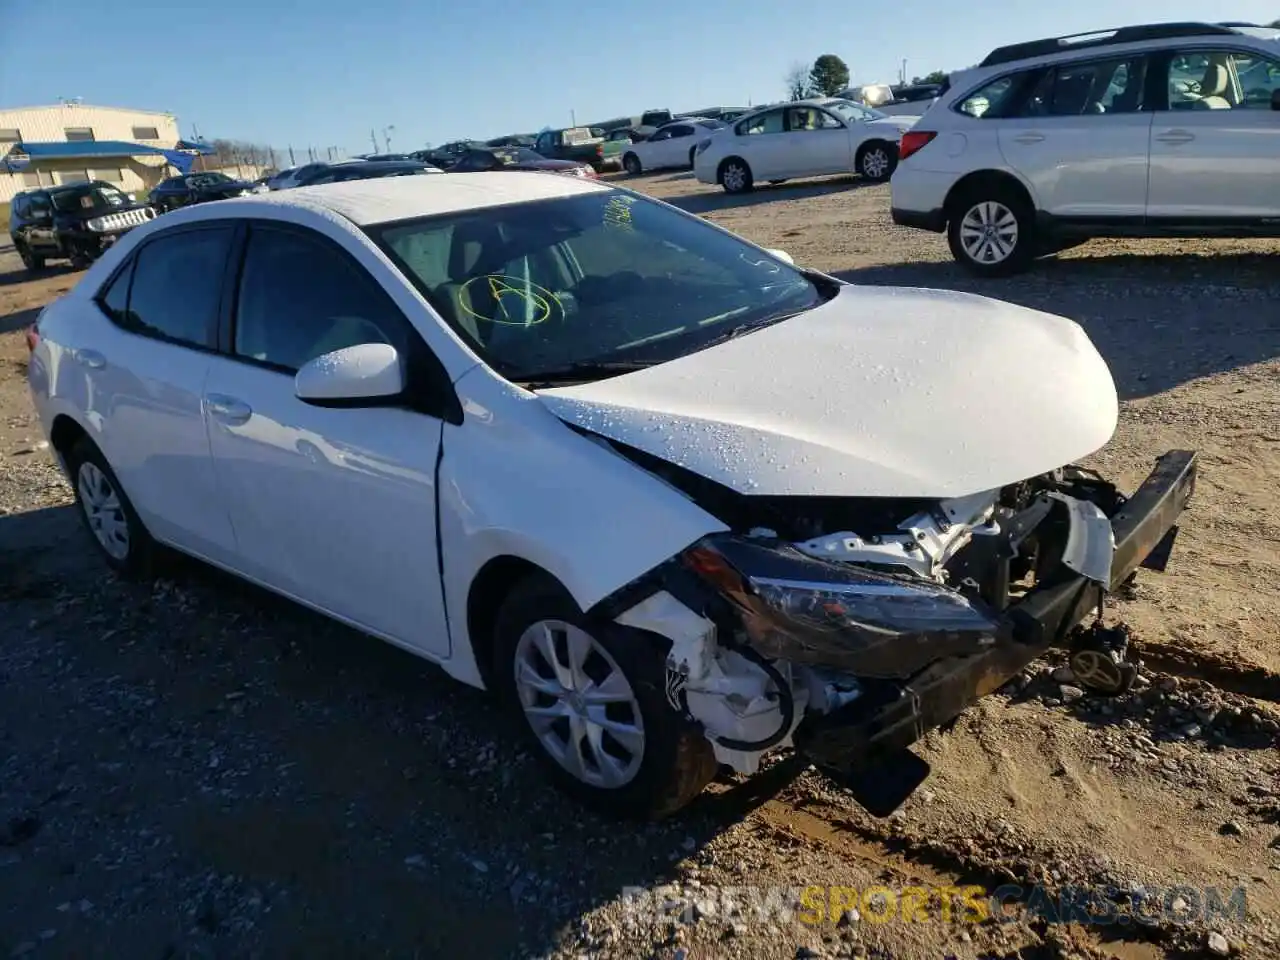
[620,118,727,175]
[26,173,1192,821]
[694,98,917,192]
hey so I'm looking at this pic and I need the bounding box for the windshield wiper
[518,360,653,387]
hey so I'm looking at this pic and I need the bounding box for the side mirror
[1272,88,1280,111]
[295,343,405,407]
[765,248,795,265]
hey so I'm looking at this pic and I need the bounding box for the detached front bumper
[792,450,1197,783]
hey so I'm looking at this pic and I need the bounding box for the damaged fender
[434,368,727,689]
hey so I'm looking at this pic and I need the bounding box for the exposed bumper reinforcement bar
[792,450,1197,812]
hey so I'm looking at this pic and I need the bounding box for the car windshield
[826,100,887,122]
[371,190,826,382]
[50,184,130,213]
[492,148,544,165]
[188,172,232,187]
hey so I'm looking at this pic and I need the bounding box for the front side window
[826,101,886,123]
[372,190,826,381]
[648,129,673,142]
[188,172,232,188]
[1169,49,1280,109]
[1233,51,1280,107]
[737,110,784,135]
[234,227,400,372]
[1020,57,1148,116]
[122,227,232,347]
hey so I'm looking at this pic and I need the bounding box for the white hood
[538,286,1118,499]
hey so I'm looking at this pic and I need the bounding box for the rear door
[732,109,789,179]
[781,106,852,176]
[87,223,240,561]
[1147,46,1280,220]
[996,54,1154,220]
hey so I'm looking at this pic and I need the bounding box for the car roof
[229,169,612,225]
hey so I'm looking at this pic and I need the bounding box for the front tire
[856,140,897,182]
[67,437,156,578]
[622,153,642,176]
[718,157,754,194]
[493,575,716,819]
[947,187,1035,277]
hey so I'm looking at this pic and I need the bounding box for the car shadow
[1,305,42,335]
[665,176,870,215]
[0,263,78,289]
[833,252,1280,402]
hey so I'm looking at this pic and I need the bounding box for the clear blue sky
[3,1,1278,155]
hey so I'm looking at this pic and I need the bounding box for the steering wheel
[459,274,568,327]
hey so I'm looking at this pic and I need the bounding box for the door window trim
[219,219,462,424]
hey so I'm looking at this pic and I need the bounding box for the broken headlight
[682,535,1002,680]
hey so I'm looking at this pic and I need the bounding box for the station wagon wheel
[718,157,754,194]
[493,575,717,818]
[947,185,1035,277]
[856,140,896,182]
[66,436,156,578]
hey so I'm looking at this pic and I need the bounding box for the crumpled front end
[592,451,1197,814]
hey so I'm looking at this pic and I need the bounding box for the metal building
[0,102,187,202]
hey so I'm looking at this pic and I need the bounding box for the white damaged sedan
[27,173,1196,818]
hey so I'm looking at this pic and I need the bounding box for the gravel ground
[1,173,1278,960]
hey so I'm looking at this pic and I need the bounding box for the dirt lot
[1,174,1278,960]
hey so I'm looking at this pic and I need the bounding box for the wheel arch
[49,412,90,473]
[943,169,1036,224]
[465,554,563,692]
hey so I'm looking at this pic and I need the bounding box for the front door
[1147,47,1280,220]
[996,54,1154,220]
[202,221,451,656]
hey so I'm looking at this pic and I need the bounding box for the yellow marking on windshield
[457,274,561,326]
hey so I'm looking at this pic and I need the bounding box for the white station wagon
[27,173,1195,818]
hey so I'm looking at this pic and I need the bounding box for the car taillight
[25,323,39,353]
[898,131,937,162]
[596,144,604,157]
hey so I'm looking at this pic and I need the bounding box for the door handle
[74,349,106,369]
[1155,130,1195,144]
[1013,133,1046,144]
[205,393,253,426]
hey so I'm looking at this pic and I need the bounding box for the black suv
[9,181,156,273]
[149,171,259,213]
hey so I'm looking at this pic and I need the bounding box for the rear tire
[66,437,156,579]
[856,140,897,182]
[492,575,717,819]
[718,157,754,194]
[622,153,641,176]
[946,185,1036,277]
[16,241,45,274]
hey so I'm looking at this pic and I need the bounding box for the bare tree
[785,62,813,100]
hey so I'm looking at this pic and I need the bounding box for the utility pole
[370,128,379,153]
[900,59,907,84]
[288,145,295,165]
[570,109,577,127]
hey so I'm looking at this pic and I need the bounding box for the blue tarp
[2,139,215,172]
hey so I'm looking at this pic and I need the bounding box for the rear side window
[119,227,232,347]
[1020,57,1148,116]
[956,75,1020,117]
[97,260,133,322]
[736,110,784,135]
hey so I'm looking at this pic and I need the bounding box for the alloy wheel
[861,147,890,179]
[513,619,645,789]
[77,462,130,560]
[959,201,1019,265]
[722,163,747,192]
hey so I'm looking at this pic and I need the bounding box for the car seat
[1192,63,1235,109]
[433,218,510,345]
